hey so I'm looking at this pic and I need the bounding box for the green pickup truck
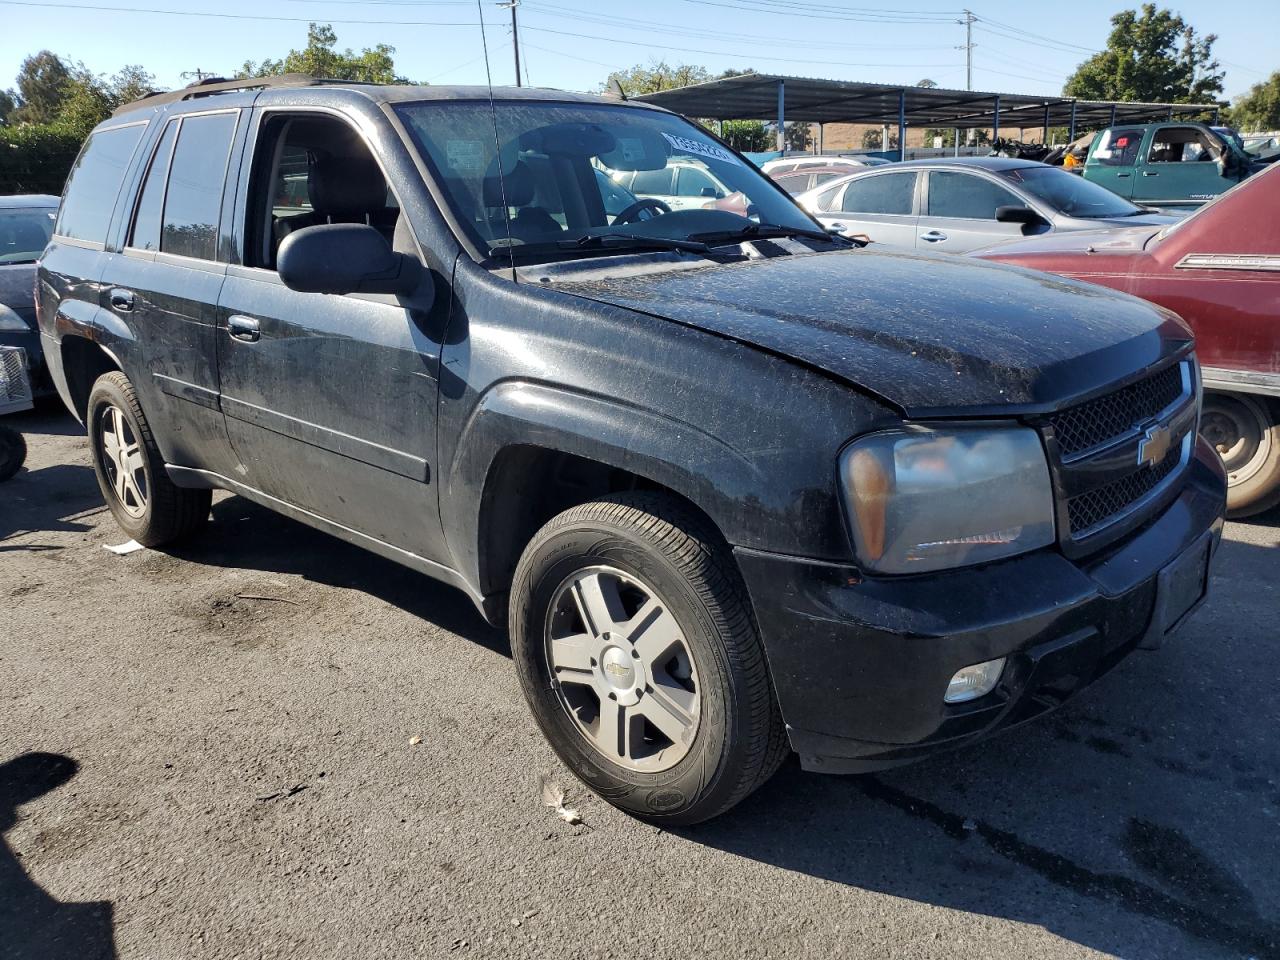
[1083,122,1258,211]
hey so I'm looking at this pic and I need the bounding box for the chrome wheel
[97,403,148,518]
[544,565,700,773]
[1202,393,1272,486]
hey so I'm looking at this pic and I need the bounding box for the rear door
[101,108,244,474]
[918,169,1034,253]
[814,171,919,247]
[1084,126,1144,198]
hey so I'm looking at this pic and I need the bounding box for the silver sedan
[796,156,1180,253]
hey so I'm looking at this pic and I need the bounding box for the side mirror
[995,205,1046,227]
[700,186,719,198]
[278,223,423,298]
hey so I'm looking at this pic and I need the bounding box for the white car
[759,155,883,175]
[605,158,736,212]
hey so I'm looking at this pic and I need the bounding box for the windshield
[0,207,56,264]
[395,100,821,262]
[998,166,1143,219]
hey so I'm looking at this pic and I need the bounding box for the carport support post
[897,89,906,162]
[1110,104,1117,128]
[818,122,824,154]
[1043,103,1051,144]
[992,94,1001,147]
[1068,101,1077,143]
[953,128,960,156]
[776,79,785,154]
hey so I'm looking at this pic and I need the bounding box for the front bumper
[0,326,51,397]
[736,437,1227,774]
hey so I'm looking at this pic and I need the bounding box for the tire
[1201,392,1280,519]
[0,424,26,482]
[510,491,787,825]
[87,371,211,546]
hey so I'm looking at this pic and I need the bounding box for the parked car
[38,77,1225,823]
[1,195,59,395]
[973,162,1280,517]
[1083,122,1259,211]
[0,344,33,481]
[797,157,1178,253]
[603,157,735,211]
[759,155,871,175]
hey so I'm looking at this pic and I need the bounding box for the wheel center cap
[600,645,635,690]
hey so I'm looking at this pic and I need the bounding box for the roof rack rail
[112,73,380,117]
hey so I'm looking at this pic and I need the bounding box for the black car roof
[112,73,662,118]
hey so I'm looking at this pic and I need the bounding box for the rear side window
[129,120,179,252]
[1091,128,1144,167]
[927,171,1024,219]
[160,112,238,260]
[840,173,917,215]
[774,173,809,195]
[56,124,145,243]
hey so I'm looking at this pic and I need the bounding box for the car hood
[0,262,37,314]
[555,248,1190,417]
[1060,211,1178,229]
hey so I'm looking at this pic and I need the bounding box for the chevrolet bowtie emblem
[1138,423,1173,469]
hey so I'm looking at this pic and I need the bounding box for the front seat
[482,160,562,242]
[274,149,392,253]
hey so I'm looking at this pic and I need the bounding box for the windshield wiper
[693,222,858,246]
[562,233,713,254]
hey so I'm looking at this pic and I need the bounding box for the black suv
[37,76,1226,823]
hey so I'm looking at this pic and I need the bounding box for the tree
[10,51,72,124]
[718,119,771,152]
[861,127,897,150]
[239,23,408,84]
[1063,4,1223,104]
[600,60,710,97]
[1229,70,1280,132]
[109,66,156,107]
[0,89,17,125]
[783,122,813,152]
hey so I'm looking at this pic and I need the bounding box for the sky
[0,0,1276,105]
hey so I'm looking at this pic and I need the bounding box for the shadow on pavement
[167,495,509,658]
[684,534,1280,959]
[0,464,102,545]
[0,753,117,960]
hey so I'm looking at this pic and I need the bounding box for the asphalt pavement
[2,407,1278,960]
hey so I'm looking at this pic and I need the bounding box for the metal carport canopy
[633,73,1220,149]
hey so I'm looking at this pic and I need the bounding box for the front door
[1132,125,1239,207]
[917,170,1036,254]
[215,109,450,565]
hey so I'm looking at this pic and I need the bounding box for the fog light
[945,658,1006,703]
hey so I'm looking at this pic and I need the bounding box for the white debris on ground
[539,775,583,825]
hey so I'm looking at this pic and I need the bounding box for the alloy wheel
[97,403,148,518]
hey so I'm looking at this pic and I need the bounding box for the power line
[0,0,477,26]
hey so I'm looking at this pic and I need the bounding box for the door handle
[109,288,135,312]
[227,315,261,343]
[1142,171,1159,177]
[1116,172,1131,178]
[920,230,948,242]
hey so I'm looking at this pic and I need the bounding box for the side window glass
[1092,128,1144,167]
[161,112,237,261]
[812,182,843,211]
[630,167,674,195]
[840,173,916,215]
[676,166,720,197]
[1148,128,1214,163]
[55,124,145,243]
[273,145,312,217]
[927,171,1024,219]
[774,174,808,195]
[129,121,178,251]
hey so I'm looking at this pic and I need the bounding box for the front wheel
[1201,392,1280,518]
[87,372,211,546]
[0,424,26,482]
[510,492,787,825]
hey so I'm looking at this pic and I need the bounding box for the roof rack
[112,73,380,117]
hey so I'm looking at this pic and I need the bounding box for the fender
[49,299,137,422]
[442,379,767,595]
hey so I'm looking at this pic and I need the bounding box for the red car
[974,163,1280,517]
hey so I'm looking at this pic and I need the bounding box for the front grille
[0,345,32,406]
[1047,363,1184,458]
[1066,450,1181,535]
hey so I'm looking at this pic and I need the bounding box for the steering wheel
[613,197,671,224]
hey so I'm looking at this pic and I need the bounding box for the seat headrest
[482,159,535,207]
[308,150,387,218]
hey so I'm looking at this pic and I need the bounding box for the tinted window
[1148,127,1215,163]
[998,165,1140,219]
[629,167,674,195]
[0,207,56,264]
[812,172,840,186]
[1092,127,1144,167]
[161,112,237,260]
[676,166,720,197]
[812,182,843,211]
[775,173,809,195]
[56,124,145,243]
[927,171,1024,219]
[129,120,178,251]
[840,173,916,215]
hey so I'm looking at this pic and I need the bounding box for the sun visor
[597,127,670,171]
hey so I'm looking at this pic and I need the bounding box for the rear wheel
[87,372,211,546]
[1201,392,1280,518]
[0,424,26,482]
[510,492,787,825]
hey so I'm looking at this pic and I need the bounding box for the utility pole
[498,0,521,87]
[181,68,215,83]
[956,9,976,91]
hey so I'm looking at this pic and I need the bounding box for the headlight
[0,304,32,332]
[839,425,1055,574]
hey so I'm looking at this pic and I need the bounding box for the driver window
[1148,127,1216,163]
[247,114,402,270]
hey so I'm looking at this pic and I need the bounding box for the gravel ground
[2,407,1278,960]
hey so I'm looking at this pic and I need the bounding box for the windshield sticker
[446,139,486,174]
[661,132,741,167]
[617,137,646,163]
